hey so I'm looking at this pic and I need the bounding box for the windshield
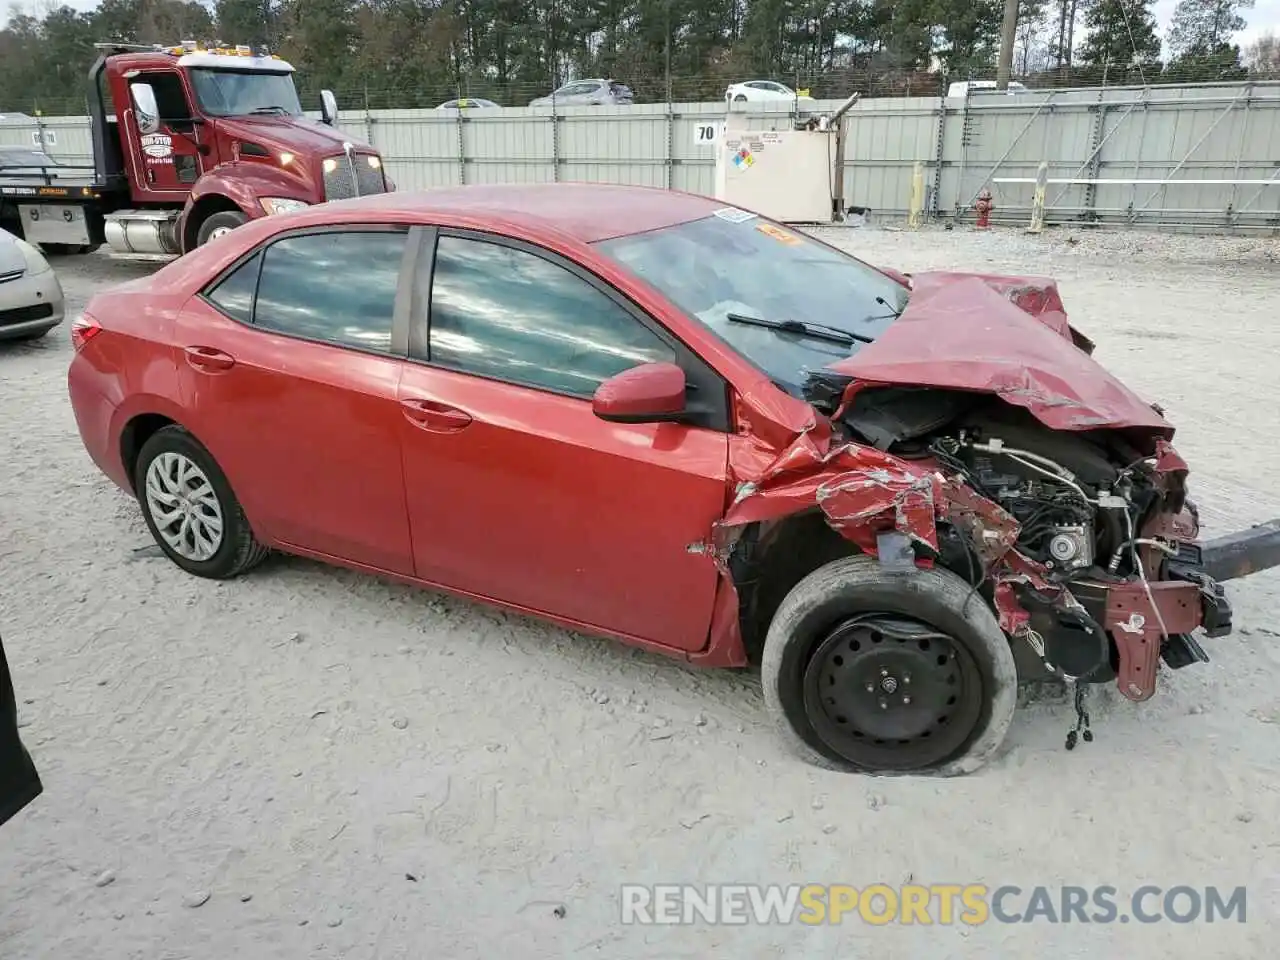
[595,213,909,395]
[189,68,303,117]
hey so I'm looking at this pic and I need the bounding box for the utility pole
[996,0,1019,89]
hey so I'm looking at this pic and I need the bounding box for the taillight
[70,313,103,351]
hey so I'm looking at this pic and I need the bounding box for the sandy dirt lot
[1,226,1278,959]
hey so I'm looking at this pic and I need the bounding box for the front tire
[196,210,248,247]
[134,425,268,579]
[761,555,1017,776]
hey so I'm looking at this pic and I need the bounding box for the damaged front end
[697,269,1274,715]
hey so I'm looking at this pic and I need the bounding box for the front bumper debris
[1195,519,1280,583]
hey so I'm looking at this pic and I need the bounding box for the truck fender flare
[179,164,309,252]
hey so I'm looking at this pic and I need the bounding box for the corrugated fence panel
[6,83,1279,230]
[840,97,938,215]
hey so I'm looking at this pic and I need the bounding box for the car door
[396,228,732,652]
[174,225,417,575]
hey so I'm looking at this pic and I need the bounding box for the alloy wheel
[144,452,224,561]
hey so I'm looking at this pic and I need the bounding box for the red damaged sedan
[67,184,1278,774]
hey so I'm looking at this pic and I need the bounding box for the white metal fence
[4,80,1279,231]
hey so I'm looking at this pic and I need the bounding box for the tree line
[1,0,1276,115]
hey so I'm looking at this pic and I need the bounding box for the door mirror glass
[130,82,160,135]
[592,361,687,423]
[320,89,338,126]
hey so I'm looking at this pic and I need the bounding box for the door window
[424,235,675,397]
[140,72,196,129]
[202,229,407,354]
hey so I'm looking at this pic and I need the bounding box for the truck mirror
[320,90,338,126]
[130,82,160,135]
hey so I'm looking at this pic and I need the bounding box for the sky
[2,0,1277,56]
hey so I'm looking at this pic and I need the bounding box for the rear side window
[205,251,260,323]
[203,229,407,354]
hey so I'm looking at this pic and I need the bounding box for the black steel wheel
[761,554,1017,776]
[802,614,984,771]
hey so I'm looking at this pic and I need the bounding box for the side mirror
[592,361,687,423]
[129,82,160,135]
[320,89,338,126]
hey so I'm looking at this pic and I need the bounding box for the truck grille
[322,152,387,201]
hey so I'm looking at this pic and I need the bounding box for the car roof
[308,183,726,243]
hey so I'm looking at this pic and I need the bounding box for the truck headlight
[260,198,310,215]
[279,151,295,166]
[367,155,381,169]
[323,158,338,173]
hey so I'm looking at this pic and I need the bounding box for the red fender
[178,162,315,252]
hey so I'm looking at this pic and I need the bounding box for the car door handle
[400,398,473,432]
[183,346,236,372]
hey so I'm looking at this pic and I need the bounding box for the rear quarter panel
[72,287,188,488]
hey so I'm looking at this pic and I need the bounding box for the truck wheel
[761,555,1017,776]
[196,211,248,247]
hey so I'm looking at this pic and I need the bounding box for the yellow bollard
[1028,160,1048,234]
[907,161,925,229]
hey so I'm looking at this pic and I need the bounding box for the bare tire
[196,210,248,247]
[761,555,1017,776]
[134,425,268,580]
[733,94,748,102]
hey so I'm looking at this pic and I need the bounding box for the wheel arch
[119,412,181,494]
[730,512,985,665]
[181,194,245,253]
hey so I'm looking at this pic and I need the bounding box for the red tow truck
[0,41,391,258]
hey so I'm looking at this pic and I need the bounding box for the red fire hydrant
[974,189,994,229]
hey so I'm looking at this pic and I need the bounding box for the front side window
[426,235,675,397]
[141,72,195,124]
[595,214,909,396]
[204,230,406,354]
[189,69,303,117]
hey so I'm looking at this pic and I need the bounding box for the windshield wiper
[249,105,290,115]
[874,295,904,318]
[725,312,874,346]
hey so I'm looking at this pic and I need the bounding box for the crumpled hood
[827,271,1172,435]
[215,116,373,157]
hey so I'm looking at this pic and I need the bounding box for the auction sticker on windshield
[713,207,756,223]
[756,222,801,245]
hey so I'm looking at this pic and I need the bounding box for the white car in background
[725,81,815,105]
[0,228,65,342]
[435,97,500,111]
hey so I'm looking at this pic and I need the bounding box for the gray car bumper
[0,267,65,341]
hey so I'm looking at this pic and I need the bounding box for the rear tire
[134,425,269,580]
[761,555,1017,776]
[733,94,748,102]
[196,210,248,247]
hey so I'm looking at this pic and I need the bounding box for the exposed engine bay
[790,380,1233,698]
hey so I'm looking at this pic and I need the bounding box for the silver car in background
[0,228,65,342]
[529,79,633,107]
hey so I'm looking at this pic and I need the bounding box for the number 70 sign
[692,122,722,145]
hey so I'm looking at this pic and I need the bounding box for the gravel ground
[2,226,1279,959]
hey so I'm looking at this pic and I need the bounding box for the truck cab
[0,41,391,258]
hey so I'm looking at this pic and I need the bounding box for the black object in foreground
[0,631,42,828]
